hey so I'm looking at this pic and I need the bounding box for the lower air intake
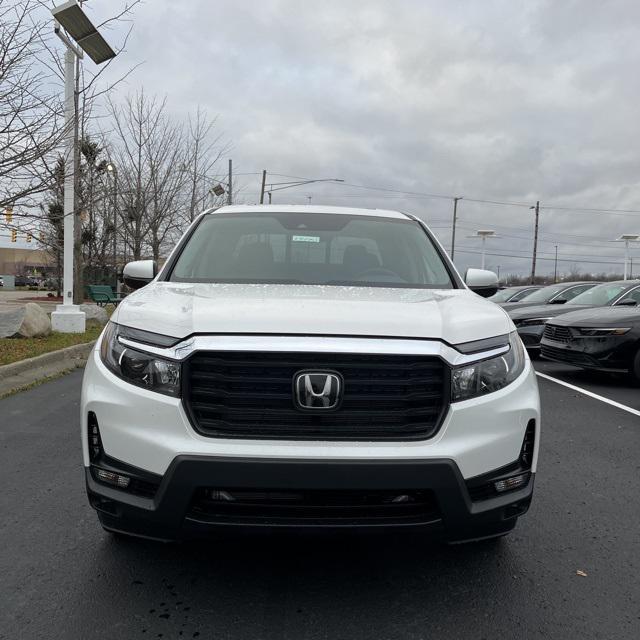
[188,488,441,526]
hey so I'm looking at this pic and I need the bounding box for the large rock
[79,303,109,325]
[0,303,51,338]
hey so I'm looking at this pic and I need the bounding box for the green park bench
[87,285,126,307]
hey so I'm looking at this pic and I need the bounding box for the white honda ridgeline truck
[82,205,540,543]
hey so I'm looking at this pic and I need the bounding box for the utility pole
[227,159,233,205]
[553,245,558,283]
[530,200,540,285]
[450,196,462,260]
[260,169,267,204]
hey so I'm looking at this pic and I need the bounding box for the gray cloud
[88,0,640,277]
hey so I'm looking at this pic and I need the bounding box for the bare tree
[0,0,63,209]
[107,91,227,263]
[183,107,227,223]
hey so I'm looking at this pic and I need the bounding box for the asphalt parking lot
[1,365,639,640]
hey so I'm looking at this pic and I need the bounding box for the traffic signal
[27,233,32,243]
[4,207,12,223]
[11,229,17,242]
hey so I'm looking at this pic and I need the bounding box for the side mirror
[549,297,567,305]
[465,268,499,298]
[123,260,157,290]
[615,298,637,307]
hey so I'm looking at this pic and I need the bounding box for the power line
[247,175,640,216]
[455,247,631,267]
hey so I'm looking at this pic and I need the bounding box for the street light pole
[51,36,85,333]
[467,230,498,270]
[624,238,630,280]
[613,235,640,280]
[553,245,558,283]
[50,1,116,333]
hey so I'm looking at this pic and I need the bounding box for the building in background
[0,242,53,277]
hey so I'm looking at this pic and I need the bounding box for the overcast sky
[29,0,640,277]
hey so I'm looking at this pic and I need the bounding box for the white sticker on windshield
[292,235,320,243]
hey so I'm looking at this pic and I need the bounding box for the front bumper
[540,338,631,372]
[87,455,535,542]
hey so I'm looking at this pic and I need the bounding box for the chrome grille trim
[118,335,510,366]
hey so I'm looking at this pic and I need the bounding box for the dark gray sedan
[509,280,640,353]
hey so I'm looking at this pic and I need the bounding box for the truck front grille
[183,351,448,440]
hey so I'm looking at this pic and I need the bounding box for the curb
[0,341,96,397]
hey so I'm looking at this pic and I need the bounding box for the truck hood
[113,283,512,345]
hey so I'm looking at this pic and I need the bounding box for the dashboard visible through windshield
[168,212,455,289]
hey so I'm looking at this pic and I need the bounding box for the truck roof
[209,204,411,220]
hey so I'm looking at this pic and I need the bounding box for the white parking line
[536,372,640,418]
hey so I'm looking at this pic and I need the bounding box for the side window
[561,285,592,301]
[626,287,640,303]
[512,289,531,301]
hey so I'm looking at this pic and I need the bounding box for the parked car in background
[0,276,3,287]
[541,306,640,381]
[499,281,598,310]
[509,280,640,353]
[488,285,542,304]
[14,275,39,288]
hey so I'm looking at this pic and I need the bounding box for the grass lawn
[0,321,104,366]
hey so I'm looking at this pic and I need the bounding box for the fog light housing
[96,468,131,489]
[494,473,528,493]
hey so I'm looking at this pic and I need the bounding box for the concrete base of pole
[51,305,86,333]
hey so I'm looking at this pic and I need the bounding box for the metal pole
[624,239,629,280]
[481,235,486,270]
[51,44,85,332]
[227,159,233,205]
[62,47,75,306]
[268,191,272,204]
[450,197,461,260]
[530,200,540,284]
[260,169,267,204]
[112,170,118,291]
[554,245,558,283]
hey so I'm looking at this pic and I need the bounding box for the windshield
[567,282,629,306]
[517,284,566,303]
[169,212,454,288]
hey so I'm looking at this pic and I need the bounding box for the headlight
[575,327,630,337]
[452,332,526,402]
[99,322,181,396]
[514,317,553,327]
